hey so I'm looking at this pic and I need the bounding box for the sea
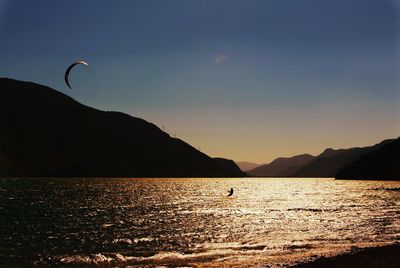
[1,177,400,267]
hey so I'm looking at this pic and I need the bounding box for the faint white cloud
[214,53,229,63]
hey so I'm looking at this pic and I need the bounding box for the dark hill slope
[292,140,394,177]
[214,158,246,176]
[0,78,244,177]
[336,139,400,180]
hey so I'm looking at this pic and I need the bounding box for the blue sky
[0,0,399,162]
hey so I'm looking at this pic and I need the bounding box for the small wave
[111,238,133,244]
[58,253,122,265]
[135,237,155,243]
[204,242,267,252]
[373,187,400,192]
[227,245,266,251]
[47,241,395,267]
[110,237,155,244]
[51,250,234,266]
[284,243,314,250]
[288,208,323,212]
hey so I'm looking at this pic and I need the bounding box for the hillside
[247,154,314,177]
[235,161,261,172]
[336,138,400,180]
[0,78,245,177]
[292,139,394,177]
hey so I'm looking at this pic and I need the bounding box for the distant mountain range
[246,139,398,180]
[0,78,244,177]
[235,161,261,172]
[246,154,314,177]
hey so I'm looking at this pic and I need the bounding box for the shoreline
[294,243,400,268]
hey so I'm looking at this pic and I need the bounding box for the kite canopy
[64,60,89,89]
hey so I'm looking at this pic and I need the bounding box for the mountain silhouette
[292,139,395,177]
[245,139,396,178]
[247,154,314,177]
[336,138,400,180]
[235,161,261,172]
[0,78,245,177]
[214,158,248,175]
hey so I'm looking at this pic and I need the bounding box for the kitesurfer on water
[228,188,234,196]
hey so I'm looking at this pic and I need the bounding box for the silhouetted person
[228,188,234,196]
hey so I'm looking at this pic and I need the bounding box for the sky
[0,0,399,163]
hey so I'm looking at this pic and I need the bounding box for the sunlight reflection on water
[1,177,400,267]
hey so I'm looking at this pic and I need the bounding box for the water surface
[1,178,400,267]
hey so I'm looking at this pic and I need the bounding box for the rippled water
[1,178,400,267]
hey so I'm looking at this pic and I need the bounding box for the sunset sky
[1,0,399,163]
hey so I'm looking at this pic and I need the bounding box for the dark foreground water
[1,178,400,267]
